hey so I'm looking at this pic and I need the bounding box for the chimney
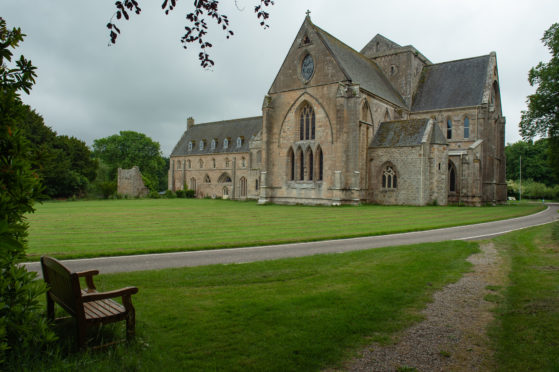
[187,117,195,130]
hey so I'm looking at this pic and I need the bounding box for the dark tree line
[19,107,98,198]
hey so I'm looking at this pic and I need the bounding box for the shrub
[97,181,116,199]
[185,189,196,198]
[149,190,160,199]
[164,190,176,198]
[175,190,186,198]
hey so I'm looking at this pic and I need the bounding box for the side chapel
[169,15,506,206]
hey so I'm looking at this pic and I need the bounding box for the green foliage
[185,189,195,198]
[19,107,98,198]
[505,139,556,185]
[0,16,55,365]
[507,179,559,200]
[519,23,559,180]
[92,131,167,192]
[97,181,117,199]
[175,189,186,198]
[164,190,176,198]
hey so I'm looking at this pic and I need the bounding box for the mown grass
[489,222,559,371]
[25,199,544,260]
[9,240,478,371]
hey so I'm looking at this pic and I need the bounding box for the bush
[185,189,196,198]
[164,190,176,198]
[97,181,116,199]
[175,190,186,198]
[149,190,160,199]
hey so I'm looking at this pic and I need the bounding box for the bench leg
[126,307,136,340]
[77,322,87,348]
[46,294,55,321]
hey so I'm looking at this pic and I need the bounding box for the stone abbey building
[169,16,506,206]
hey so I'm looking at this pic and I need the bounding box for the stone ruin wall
[117,166,149,197]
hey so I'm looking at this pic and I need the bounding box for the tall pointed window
[464,117,470,139]
[287,148,295,181]
[306,148,314,181]
[296,147,304,181]
[317,146,323,181]
[300,105,315,140]
[449,162,457,193]
[447,119,453,139]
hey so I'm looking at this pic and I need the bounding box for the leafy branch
[107,0,274,68]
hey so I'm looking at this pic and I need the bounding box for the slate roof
[411,55,490,112]
[310,22,407,108]
[171,116,262,157]
[370,119,446,147]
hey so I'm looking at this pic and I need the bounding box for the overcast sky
[3,1,558,156]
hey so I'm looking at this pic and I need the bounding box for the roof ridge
[427,54,490,67]
[192,116,262,127]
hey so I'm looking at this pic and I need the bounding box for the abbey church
[169,15,506,206]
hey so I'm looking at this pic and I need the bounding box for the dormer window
[188,141,195,151]
[236,137,244,148]
[211,138,217,150]
[199,140,205,150]
[223,138,230,149]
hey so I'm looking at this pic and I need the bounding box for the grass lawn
[25,199,544,260]
[12,240,478,371]
[489,222,559,371]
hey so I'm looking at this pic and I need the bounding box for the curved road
[24,204,559,276]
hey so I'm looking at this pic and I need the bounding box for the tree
[93,131,167,191]
[107,0,274,68]
[519,23,559,179]
[505,139,556,185]
[0,17,55,365]
[19,107,98,198]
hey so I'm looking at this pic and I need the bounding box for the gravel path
[336,242,506,372]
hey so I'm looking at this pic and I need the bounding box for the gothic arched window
[447,119,452,140]
[464,117,470,139]
[382,165,397,189]
[299,105,315,140]
[287,148,295,181]
[316,146,323,181]
[448,162,457,193]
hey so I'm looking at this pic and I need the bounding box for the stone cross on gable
[305,9,311,17]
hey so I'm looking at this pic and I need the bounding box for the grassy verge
[489,222,559,371]
[25,199,544,260]
[10,240,478,371]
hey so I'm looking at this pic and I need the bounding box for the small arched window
[225,158,230,168]
[211,139,216,150]
[255,179,259,191]
[204,174,211,183]
[236,137,243,148]
[199,159,203,168]
[447,119,452,140]
[188,141,194,151]
[464,117,470,139]
[190,177,197,192]
[187,160,191,169]
[199,140,205,150]
[241,157,246,168]
[223,138,229,149]
[382,165,397,189]
[212,158,216,168]
[306,148,314,181]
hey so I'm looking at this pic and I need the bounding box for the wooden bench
[41,256,139,348]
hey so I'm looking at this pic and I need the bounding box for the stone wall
[117,166,149,197]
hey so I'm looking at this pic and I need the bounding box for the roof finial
[305,9,311,18]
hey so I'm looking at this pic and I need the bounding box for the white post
[519,155,522,201]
